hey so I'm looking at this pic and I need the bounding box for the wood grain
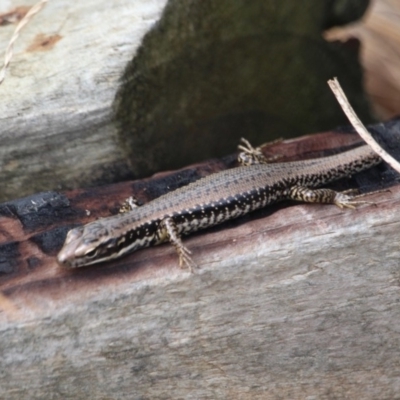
[0,0,370,202]
[0,129,399,399]
[0,0,168,201]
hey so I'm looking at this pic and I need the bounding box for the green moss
[114,0,371,177]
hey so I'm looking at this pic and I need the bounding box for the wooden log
[0,0,370,202]
[0,125,399,399]
[0,0,168,202]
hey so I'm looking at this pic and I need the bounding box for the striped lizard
[57,139,381,270]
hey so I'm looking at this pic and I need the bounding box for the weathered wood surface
[0,0,370,201]
[1,126,400,399]
[0,0,168,201]
[325,0,400,120]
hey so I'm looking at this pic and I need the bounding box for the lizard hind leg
[237,137,282,166]
[287,186,374,209]
[160,217,197,272]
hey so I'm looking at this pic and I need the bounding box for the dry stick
[0,0,49,85]
[328,77,400,174]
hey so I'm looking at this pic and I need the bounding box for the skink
[57,140,381,270]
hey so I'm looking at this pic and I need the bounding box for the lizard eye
[84,249,98,258]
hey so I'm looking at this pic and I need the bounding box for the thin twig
[0,0,48,85]
[328,77,400,174]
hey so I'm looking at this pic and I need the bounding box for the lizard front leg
[160,217,197,272]
[119,196,142,213]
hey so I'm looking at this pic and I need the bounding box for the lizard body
[57,142,381,269]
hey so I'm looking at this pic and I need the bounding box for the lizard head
[57,221,125,268]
